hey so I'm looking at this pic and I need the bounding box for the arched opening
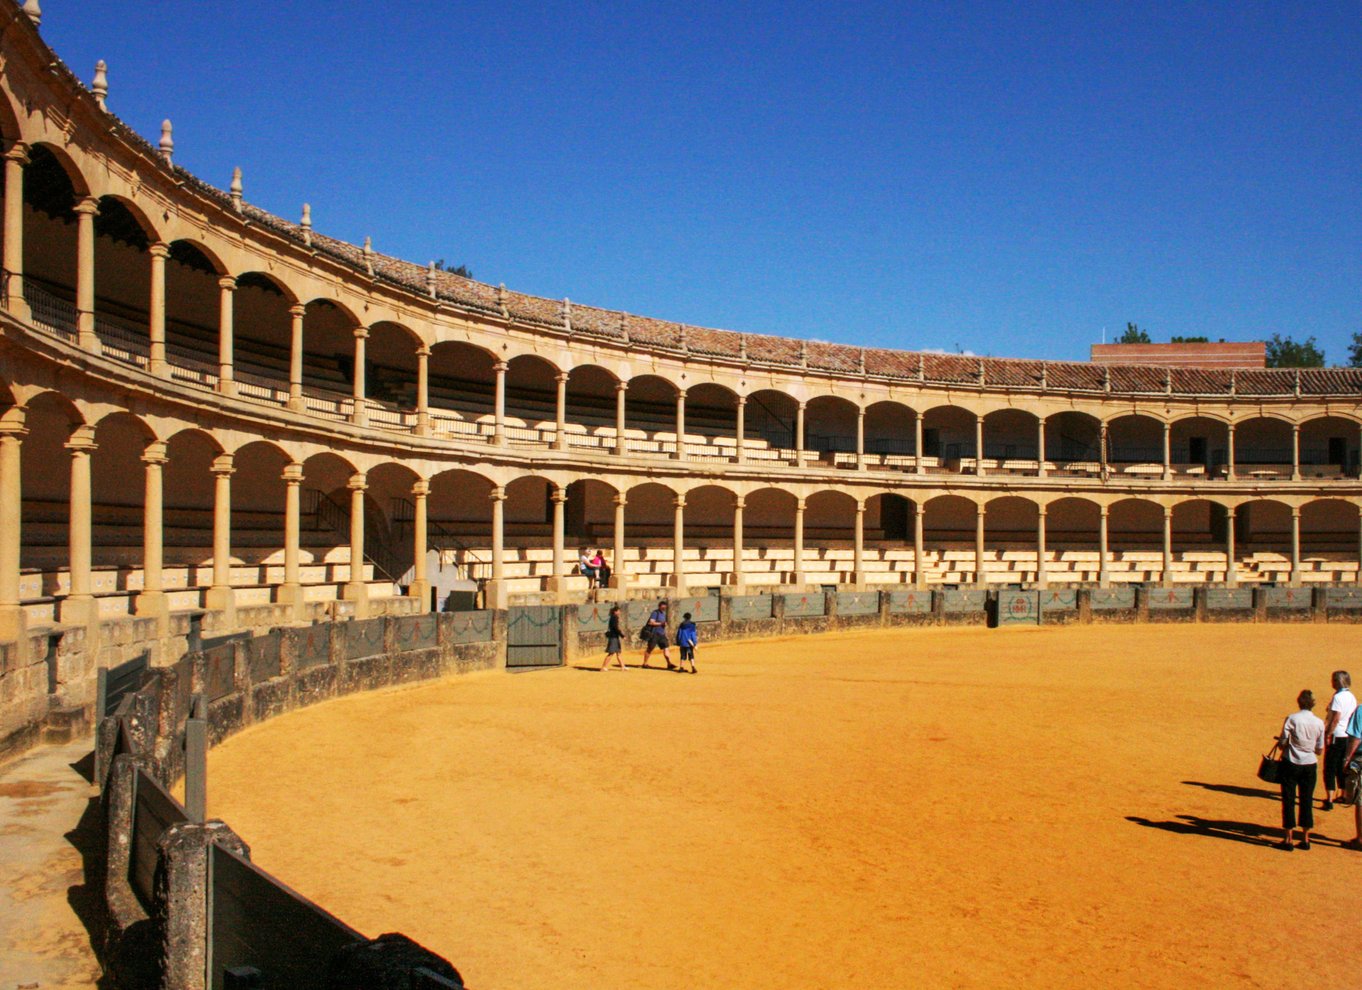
[1300,499,1361,582]
[1236,500,1293,583]
[982,496,1039,584]
[1105,415,1165,474]
[299,451,359,586]
[90,412,155,595]
[805,490,858,582]
[864,401,917,467]
[624,482,679,589]
[1169,416,1229,477]
[683,484,737,588]
[230,441,291,585]
[163,429,222,589]
[427,341,496,439]
[922,494,978,584]
[427,469,496,583]
[165,244,229,386]
[1045,412,1102,475]
[1107,498,1164,583]
[685,383,738,461]
[745,487,797,587]
[1233,417,1294,479]
[864,493,915,585]
[563,365,620,451]
[1299,416,1359,478]
[366,322,421,428]
[919,405,976,471]
[299,300,360,419]
[1047,497,1102,584]
[745,389,799,461]
[982,409,1040,473]
[625,375,679,456]
[90,196,156,365]
[21,144,82,335]
[19,393,82,600]
[505,354,558,443]
[804,396,859,465]
[1171,498,1228,583]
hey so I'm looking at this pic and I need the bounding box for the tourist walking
[641,600,674,669]
[1273,690,1325,851]
[1322,670,1356,810]
[676,611,698,674]
[601,605,626,671]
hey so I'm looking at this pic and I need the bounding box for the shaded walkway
[0,741,104,989]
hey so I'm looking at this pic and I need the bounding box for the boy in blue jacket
[676,612,698,674]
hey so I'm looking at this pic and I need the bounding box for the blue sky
[45,1,1360,362]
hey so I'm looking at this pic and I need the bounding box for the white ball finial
[159,119,174,165]
[22,1,40,27]
[92,61,108,110]
[230,166,243,211]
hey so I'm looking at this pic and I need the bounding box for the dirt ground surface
[207,625,1361,990]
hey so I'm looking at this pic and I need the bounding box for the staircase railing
[390,497,487,579]
[303,488,405,584]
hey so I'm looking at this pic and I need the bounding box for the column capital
[347,471,368,492]
[0,408,28,439]
[1037,504,1048,517]
[4,141,29,165]
[281,462,304,484]
[288,303,306,319]
[217,275,237,292]
[1163,504,1174,518]
[148,241,171,260]
[676,388,687,400]
[1225,504,1236,518]
[797,400,807,411]
[1099,504,1110,517]
[796,498,806,512]
[734,495,746,510]
[673,495,687,509]
[64,432,98,454]
[411,478,430,498]
[915,501,926,516]
[1290,505,1302,518]
[140,441,169,466]
[211,453,234,476]
[493,361,509,374]
[1291,422,1301,434]
[736,395,746,407]
[615,381,628,393]
[416,344,431,358]
[857,406,866,418]
[555,371,570,384]
[855,500,866,514]
[353,325,369,340]
[490,486,507,502]
[551,487,568,504]
[613,494,627,508]
[73,196,100,217]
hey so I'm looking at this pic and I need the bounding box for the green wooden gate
[506,605,562,668]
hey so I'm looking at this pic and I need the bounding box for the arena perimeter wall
[83,585,1362,988]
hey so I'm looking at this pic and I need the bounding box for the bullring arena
[0,4,1358,989]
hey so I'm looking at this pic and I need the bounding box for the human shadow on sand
[1181,780,1280,801]
[1128,814,1345,849]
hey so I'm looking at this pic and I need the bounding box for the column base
[407,579,431,612]
[287,394,304,413]
[78,329,101,353]
[552,439,567,452]
[274,582,307,620]
[204,586,236,628]
[789,571,806,587]
[134,590,170,635]
[149,358,168,377]
[217,379,238,397]
[0,604,27,654]
[413,422,431,438]
[607,575,627,590]
[58,594,99,628]
[341,580,370,618]
[349,410,367,427]
[6,293,30,321]
[483,580,509,610]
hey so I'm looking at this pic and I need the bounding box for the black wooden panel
[209,844,363,990]
[131,769,188,911]
[102,652,150,717]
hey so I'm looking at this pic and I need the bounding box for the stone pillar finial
[92,60,108,110]
[497,283,508,317]
[21,0,40,27]
[739,333,748,360]
[229,167,243,211]
[362,236,374,275]
[426,261,438,298]
[563,297,572,333]
[858,347,867,375]
[159,119,174,165]
[300,203,312,246]
[799,340,808,367]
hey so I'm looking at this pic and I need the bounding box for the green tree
[1347,331,1362,367]
[1170,335,1209,344]
[1117,322,1150,344]
[1264,333,1324,368]
[433,259,473,278]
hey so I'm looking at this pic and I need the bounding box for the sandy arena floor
[206,624,1359,989]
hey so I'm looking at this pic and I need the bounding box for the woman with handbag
[1273,690,1326,851]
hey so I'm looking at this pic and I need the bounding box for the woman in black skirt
[601,605,626,671]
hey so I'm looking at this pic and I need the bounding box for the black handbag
[1257,741,1285,784]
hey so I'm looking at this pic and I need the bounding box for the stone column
[856,407,866,470]
[279,463,304,618]
[147,242,169,375]
[1162,422,1172,481]
[1289,506,1301,585]
[915,413,925,475]
[75,196,99,349]
[1036,505,1048,589]
[1224,505,1237,587]
[487,486,506,608]
[287,304,305,410]
[732,495,745,590]
[549,485,566,597]
[1098,505,1110,588]
[2,142,28,319]
[792,498,806,585]
[0,415,27,645]
[914,501,926,589]
[135,442,169,621]
[350,326,368,425]
[853,500,865,586]
[492,361,508,446]
[1161,505,1173,587]
[1226,422,1237,481]
[614,382,627,455]
[205,454,235,620]
[553,372,569,450]
[611,494,627,590]
[974,502,986,588]
[671,495,687,592]
[734,396,746,464]
[410,479,430,609]
[216,276,236,394]
[342,472,369,615]
[673,388,687,460]
[794,402,806,466]
[60,427,97,625]
[1037,417,1047,477]
[414,346,430,435]
[975,415,986,476]
[1099,422,1110,480]
[1291,424,1301,481]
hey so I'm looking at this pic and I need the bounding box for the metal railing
[23,281,78,340]
[303,488,404,584]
